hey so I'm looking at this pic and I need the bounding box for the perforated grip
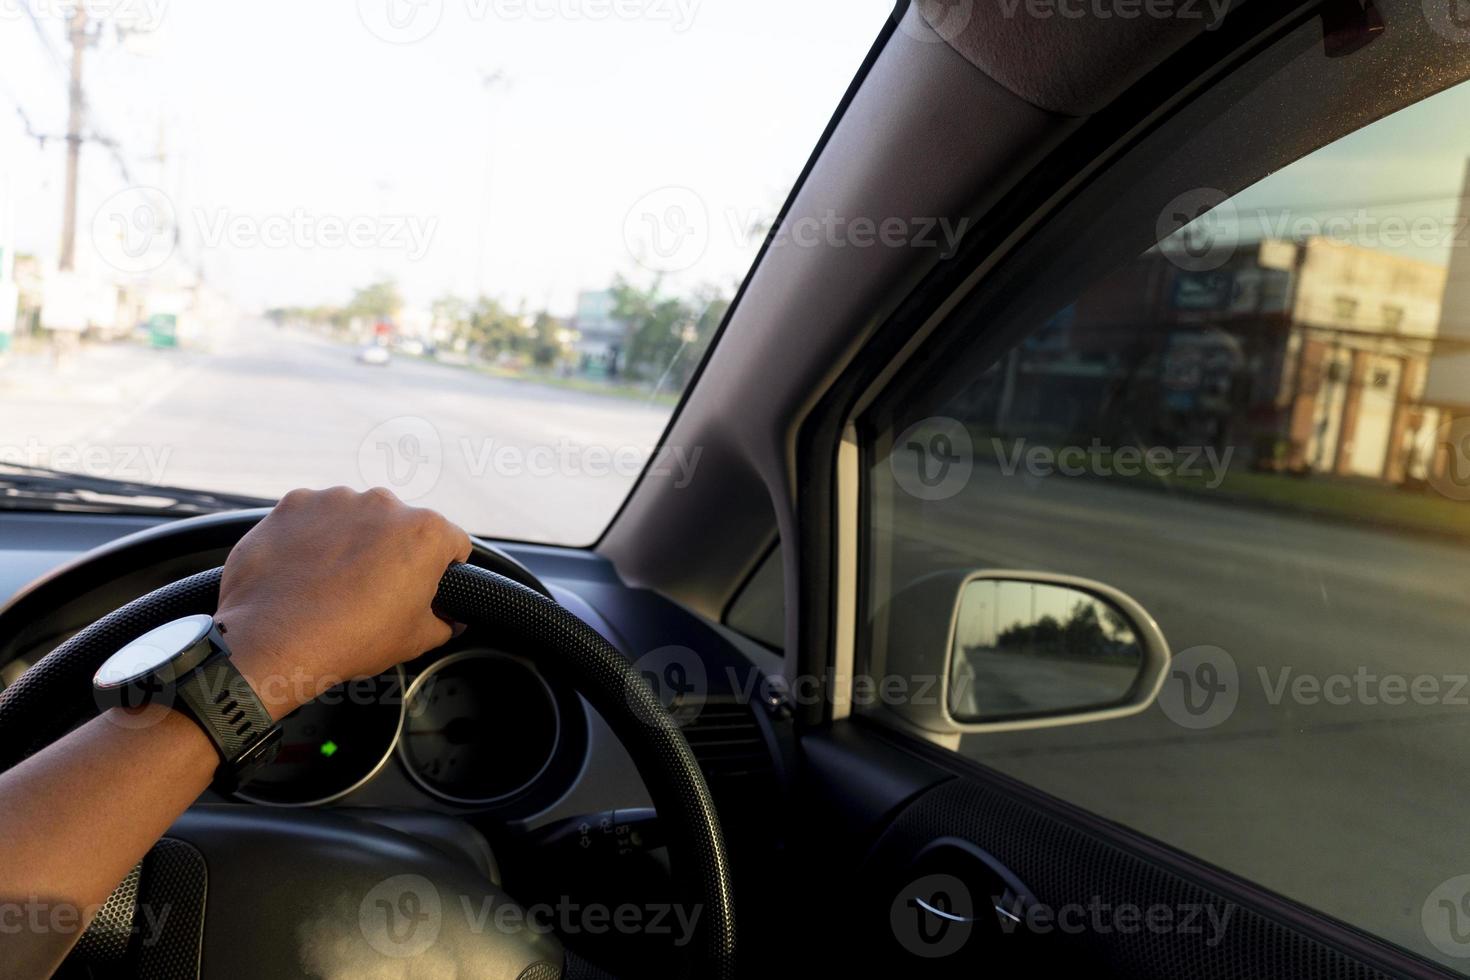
[0,568,224,770]
[0,563,737,980]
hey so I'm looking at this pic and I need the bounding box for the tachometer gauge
[399,651,560,805]
[235,668,405,806]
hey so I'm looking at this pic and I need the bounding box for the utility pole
[58,4,88,272]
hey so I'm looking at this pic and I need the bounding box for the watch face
[94,614,215,690]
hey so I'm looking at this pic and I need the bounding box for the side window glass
[863,76,1470,968]
[725,545,784,653]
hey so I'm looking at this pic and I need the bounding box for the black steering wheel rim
[0,543,736,978]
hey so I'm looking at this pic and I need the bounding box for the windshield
[0,0,892,543]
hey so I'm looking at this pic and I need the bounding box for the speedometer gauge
[399,651,560,805]
[235,668,405,806]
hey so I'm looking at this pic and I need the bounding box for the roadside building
[976,235,1451,486]
[569,290,627,377]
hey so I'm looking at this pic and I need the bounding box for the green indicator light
[319,740,339,758]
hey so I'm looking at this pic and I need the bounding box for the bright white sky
[0,0,894,314]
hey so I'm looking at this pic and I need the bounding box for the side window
[725,544,784,653]
[861,76,1470,967]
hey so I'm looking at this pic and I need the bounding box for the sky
[0,0,896,315]
[1216,75,1470,270]
[11,1,1470,322]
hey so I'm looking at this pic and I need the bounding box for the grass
[407,352,682,408]
[974,431,1470,542]
[1148,466,1470,540]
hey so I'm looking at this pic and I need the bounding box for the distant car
[357,345,389,366]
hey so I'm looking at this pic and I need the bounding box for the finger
[441,521,473,565]
[417,615,456,653]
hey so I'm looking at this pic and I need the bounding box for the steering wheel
[0,514,737,980]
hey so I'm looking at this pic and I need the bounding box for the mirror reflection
[948,579,1145,722]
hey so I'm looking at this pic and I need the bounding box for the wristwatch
[93,614,283,791]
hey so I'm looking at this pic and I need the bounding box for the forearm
[0,638,296,977]
[0,709,215,977]
[0,708,217,905]
[0,488,468,977]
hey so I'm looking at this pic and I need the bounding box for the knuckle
[408,507,443,535]
[364,485,400,506]
[277,487,312,509]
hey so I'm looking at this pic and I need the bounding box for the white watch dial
[94,614,215,689]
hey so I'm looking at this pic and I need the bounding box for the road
[0,322,673,545]
[3,322,1468,965]
[892,465,1470,967]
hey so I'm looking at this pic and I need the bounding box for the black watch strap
[174,629,281,791]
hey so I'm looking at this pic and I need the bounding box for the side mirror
[875,570,1170,736]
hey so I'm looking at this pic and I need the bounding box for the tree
[609,277,730,389]
[431,294,469,328]
[465,296,528,357]
[345,280,402,324]
[530,312,567,367]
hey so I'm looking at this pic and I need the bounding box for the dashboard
[0,510,784,831]
[233,645,582,811]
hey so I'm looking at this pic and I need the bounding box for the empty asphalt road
[0,322,673,544]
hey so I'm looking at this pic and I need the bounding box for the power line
[15,0,68,78]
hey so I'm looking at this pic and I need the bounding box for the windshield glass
[0,0,891,543]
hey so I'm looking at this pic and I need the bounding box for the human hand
[215,487,471,720]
